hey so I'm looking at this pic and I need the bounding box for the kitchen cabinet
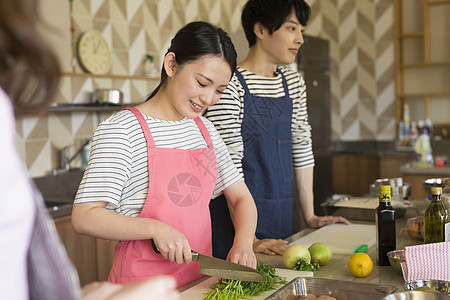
[332,154,379,196]
[401,174,432,201]
[96,239,118,281]
[53,215,117,285]
[332,152,421,197]
[379,152,416,178]
[400,164,450,200]
[54,216,97,286]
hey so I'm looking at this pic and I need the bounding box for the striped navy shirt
[74,109,242,217]
[205,66,315,176]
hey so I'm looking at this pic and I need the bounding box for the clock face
[77,30,111,75]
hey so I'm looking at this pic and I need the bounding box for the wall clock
[76,30,111,75]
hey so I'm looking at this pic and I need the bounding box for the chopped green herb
[204,263,287,300]
[292,260,320,271]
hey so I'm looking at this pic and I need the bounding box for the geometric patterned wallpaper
[306,0,396,141]
[17,0,396,177]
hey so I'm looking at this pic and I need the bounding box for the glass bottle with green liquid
[424,187,450,243]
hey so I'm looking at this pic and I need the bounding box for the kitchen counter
[399,164,449,200]
[400,162,450,176]
[332,139,450,157]
[255,199,428,292]
[180,199,428,296]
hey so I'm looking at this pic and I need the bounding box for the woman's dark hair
[241,0,311,47]
[0,0,61,117]
[146,21,237,100]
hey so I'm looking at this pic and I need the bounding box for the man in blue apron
[207,0,350,259]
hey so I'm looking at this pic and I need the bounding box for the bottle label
[379,190,391,203]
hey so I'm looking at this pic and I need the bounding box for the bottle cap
[379,185,391,193]
[430,186,442,195]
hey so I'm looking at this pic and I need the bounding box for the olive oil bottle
[424,187,450,243]
[376,185,396,266]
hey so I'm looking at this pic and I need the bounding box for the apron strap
[122,107,156,148]
[194,117,213,149]
[123,108,212,150]
[235,67,291,98]
[276,67,291,98]
[234,69,251,95]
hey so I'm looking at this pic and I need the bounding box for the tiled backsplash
[19,0,397,177]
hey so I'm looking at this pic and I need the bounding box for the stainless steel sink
[33,168,84,217]
[46,203,74,218]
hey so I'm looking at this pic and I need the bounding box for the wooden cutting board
[180,268,313,299]
[290,223,376,255]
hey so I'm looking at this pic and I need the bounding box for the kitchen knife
[151,240,266,282]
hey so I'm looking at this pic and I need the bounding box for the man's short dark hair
[241,0,311,47]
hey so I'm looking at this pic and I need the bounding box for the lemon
[348,253,373,277]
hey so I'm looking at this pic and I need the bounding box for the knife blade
[151,240,266,282]
[192,251,266,282]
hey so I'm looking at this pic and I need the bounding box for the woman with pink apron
[72,21,258,290]
[108,108,217,287]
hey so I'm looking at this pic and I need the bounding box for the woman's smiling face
[165,54,232,120]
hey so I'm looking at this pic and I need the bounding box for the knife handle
[191,251,200,261]
[151,240,199,261]
[151,240,160,254]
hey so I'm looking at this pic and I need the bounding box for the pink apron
[108,107,218,288]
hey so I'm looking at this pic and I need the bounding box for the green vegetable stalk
[292,260,320,271]
[204,263,287,300]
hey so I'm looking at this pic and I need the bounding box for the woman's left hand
[226,244,257,269]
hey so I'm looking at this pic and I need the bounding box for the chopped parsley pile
[204,263,287,300]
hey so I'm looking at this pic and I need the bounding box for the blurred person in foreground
[206,0,350,259]
[0,0,179,299]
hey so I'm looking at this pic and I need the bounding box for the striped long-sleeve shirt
[74,109,241,216]
[205,66,315,177]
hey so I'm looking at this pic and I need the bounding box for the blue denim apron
[236,68,294,239]
[209,68,293,259]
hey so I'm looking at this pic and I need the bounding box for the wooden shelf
[62,72,159,81]
[400,92,450,98]
[48,104,121,112]
[399,31,424,38]
[394,0,450,125]
[47,103,140,112]
[401,61,450,68]
[429,0,450,6]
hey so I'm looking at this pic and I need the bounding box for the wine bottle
[424,187,450,243]
[376,185,396,266]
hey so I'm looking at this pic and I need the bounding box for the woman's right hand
[152,224,192,264]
